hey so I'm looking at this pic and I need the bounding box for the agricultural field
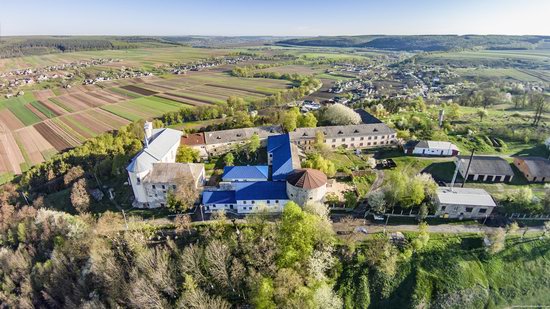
[0,63,293,181]
[0,46,232,72]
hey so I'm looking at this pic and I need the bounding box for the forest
[277,35,550,51]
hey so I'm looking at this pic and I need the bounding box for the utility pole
[461,148,475,188]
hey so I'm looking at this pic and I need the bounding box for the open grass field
[454,68,550,82]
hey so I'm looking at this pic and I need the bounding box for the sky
[0,0,549,36]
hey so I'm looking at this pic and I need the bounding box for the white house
[435,187,496,219]
[404,140,460,156]
[127,122,205,208]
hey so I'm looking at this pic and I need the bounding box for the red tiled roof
[286,168,327,189]
[181,133,205,146]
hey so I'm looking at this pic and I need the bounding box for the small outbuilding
[435,187,496,219]
[455,156,514,183]
[513,157,550,183]
[404,140,459,156]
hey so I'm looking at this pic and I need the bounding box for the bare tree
[63,166,84,186]
[175,214,192,235]
[71,178,90,214]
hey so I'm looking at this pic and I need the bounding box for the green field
[30,101,56,118]
[101,96,188,121]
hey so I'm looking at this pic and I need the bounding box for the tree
[476,108,488,122]
[223,153,234,166]
[506,222,520,235]
[303,154,336,177]
[176,145,200,163]
[247,133,261,159]
[529,92,548,127]
[312,284,343,309]
[544,221,550,237]
[486,228,506,254]
[175,214,192,235]
[282,109,299,132]
[252,277,276,309]
[447,102,461,121]
[298,112,318,128]
[323,104,361,125]
[314,131,326,151]
[367,191,386,214]
[167,180,199,213]
[70,178,90,214]
[277,202,319,268]
[63,166,84,186]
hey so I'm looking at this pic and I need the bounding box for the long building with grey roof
[455,156,514,183]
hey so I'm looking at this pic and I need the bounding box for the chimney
[143,121,153,148]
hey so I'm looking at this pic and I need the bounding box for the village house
[455,156,514,183]
[513,157,550,183]
[435,187,497,219]
[127,122,205,208]
[404,140,460,156]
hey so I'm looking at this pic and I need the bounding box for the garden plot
[0,109,25,130]
[33,89,56,101]
[0,127,25,174]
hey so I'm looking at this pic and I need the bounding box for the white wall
[412,147,454,156]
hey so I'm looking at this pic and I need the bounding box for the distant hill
[0,36,182,59]
[277,35,550,51]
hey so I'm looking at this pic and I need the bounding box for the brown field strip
[39,100,66,116]
[34,121,74,151]
[59,116,94,139]
[164,93,215,105]
[204,83,272,95]
[120,85,158,96]
[139,83,177,92]
[0,130,25,174]
[0,109,25,130]
[73,113,113,133]
[33,89,55,101]
[87,109,130,128]
[15,127,55,165]
[96,89,128,101]
[155,93,212,106]
[57,95,90,111]
[71,93,106,107]
[86,91,119,104]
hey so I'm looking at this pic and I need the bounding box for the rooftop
[234,181,288,201]
[181,133,205,146]
[144,163,204,184]
[202,190,236,205]
[204,125,282,145]
[268,134,301,181]
[286,168,327,189]
[515,157,550,178]
[355,109,382,124]
[127,128,182,173]
[456,156,514,176]
[222,166,269,181]
[405,140,459,150]
[290,123,395,140]
[436,187,496,207]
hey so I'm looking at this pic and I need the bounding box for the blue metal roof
[267,134,295,181]
[222,166,269,181]
[202,190,236,205]
[234,181,288,201]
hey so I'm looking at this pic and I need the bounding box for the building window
[360,137,364,141]
[466,207,473,212]
[275,200,279,203]
[243,201,247,204]
[137,178,141,184]
[332,145,336,148]
[351,137,355,141]
[360,143,363,146]
[252,201,255,204]
[374,136,378,140]
[172,185,176,190]
[332,139,336,142]
[479,208,487,213]
[368,136,372,140]
[160,203,165,207]
[152,185,156,189]
[162,185,166,189]
[267,200,270,204]
[341,138,345,142]
[441,206,446,211]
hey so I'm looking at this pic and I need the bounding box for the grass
[30,101,56,118]
[0,173,14,185]
[49,97,74,112]
[100,105,143,122]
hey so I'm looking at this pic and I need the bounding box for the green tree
[277,202,318,268]
[223,153,234,166]
[303,154,336,177]
[176,145,200,163]
[252,277,276,309]
[282,109,300,132]
[298,112,318,128]
[476,108,488,122]
[247,133,261,159]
